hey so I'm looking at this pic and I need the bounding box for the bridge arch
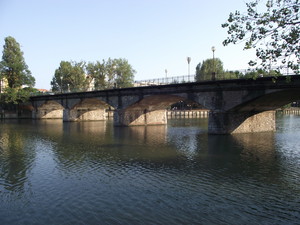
[209,89,300,134]
[114,94,204,126]
[34,100,64,119]
[230,89,300,112]
[63,98,112,121]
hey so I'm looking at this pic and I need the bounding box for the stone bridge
[30,75,300,134]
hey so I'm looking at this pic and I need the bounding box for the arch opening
[114,95,206,126]
[65,98,113,122]
[208,90,300,134]
[35,100,64,119]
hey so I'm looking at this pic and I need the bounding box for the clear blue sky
[0,0,255,90]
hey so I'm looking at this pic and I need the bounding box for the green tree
[104,58,135,89]
[0,36,35,104]
[0,36,35,88]
[66,61,87,91]
[195,58,224,81]
[113,58,135,88]
[1,87,37,104]
[51,58,136,92]
[51,61,87,92]
[243,69,281,79]
[104,58,116,89]
[223,70,243,79]
[222,0,300,73]
[86,60,106,90]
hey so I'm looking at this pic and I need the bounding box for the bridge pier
[63,108,106,121]
[114,109,167,126]
[208,110,276,134]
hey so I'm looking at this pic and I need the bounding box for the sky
[0,0,256,90]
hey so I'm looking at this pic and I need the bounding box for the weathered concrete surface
[63,108,106,121]
[114,109,167,126]
[208,111,276,134]
[33,100,64,119]
[113,95,181,126]
[35,109,63,119]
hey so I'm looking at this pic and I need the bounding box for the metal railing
[133,74,195,87]
[133,70,298,87]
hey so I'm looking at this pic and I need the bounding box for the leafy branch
[222,0,300,73]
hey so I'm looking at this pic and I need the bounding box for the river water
[0,114,299,225]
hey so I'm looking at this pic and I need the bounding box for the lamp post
[60,75,63,93]
[165,69,168,83]
[187,57,191,76]
[211,46,216,80]
[113,65,117,89]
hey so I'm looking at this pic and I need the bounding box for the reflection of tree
[0,125,35,195]
[51,121,110,170]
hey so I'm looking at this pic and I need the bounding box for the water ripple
[0,119,300,224]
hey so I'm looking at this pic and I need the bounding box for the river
[0,114,299,225]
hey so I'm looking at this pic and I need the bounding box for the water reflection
[117,125,167,145]
[0,118,299,225]
[231,132,280,181]
[0,119,296,190]
[52,123,183,172]
[0,122,36,196]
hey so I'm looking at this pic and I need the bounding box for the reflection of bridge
[30,75,300,134]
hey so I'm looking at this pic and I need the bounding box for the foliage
[51,61,87,92]
[103,58,135,89]
[0,36,35,88]
[113,58,135,88]
[222,0,300,73]
[243,68,282,79]
[195,58,224,81]
[223,70,244,79]
[86,60,106,90]
[1,87,36,104]
[0,36,36,104]
[50,58,136,92]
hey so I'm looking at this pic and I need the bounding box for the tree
[0,36,35,105]
[51,58,136,92]
[105,58,117,89]
[0,36,35,88]
[222,0,300,73]
[223,70,244,79]
[1,87,36,104]
[113,58,135,88]
[243,68,281,79]
[51,61,87,92]
[66,61,87,91]
[102,58,135,89]
[195,58,224,81]
[86,60,106,90]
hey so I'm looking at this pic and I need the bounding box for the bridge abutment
[114,109,167,126]
[208,110,276,134]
